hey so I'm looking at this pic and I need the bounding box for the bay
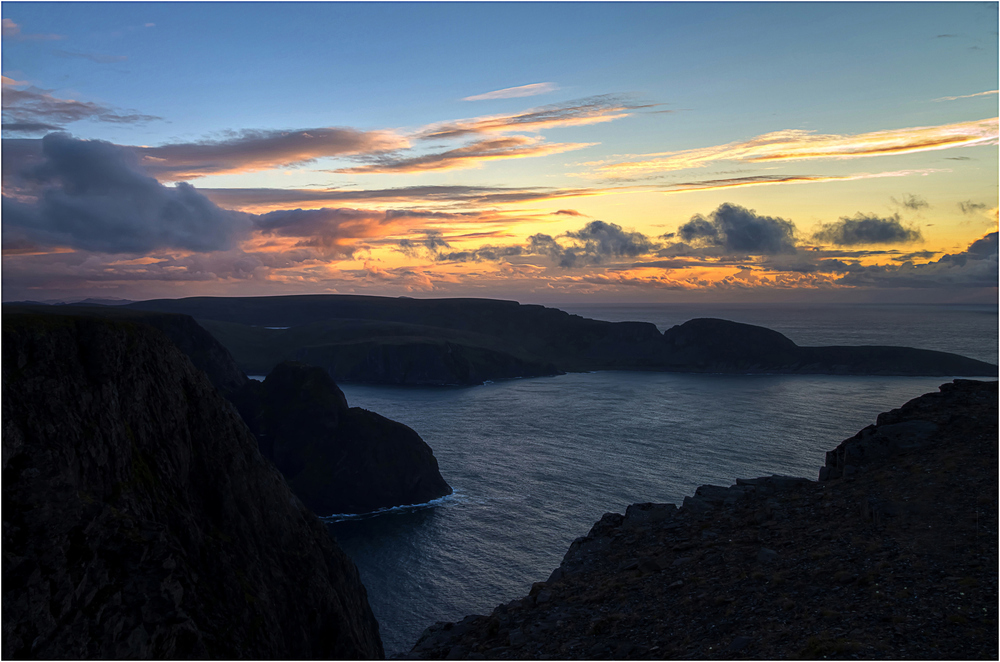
[327,303,997,656]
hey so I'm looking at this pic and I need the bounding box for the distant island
[113,295,997,383]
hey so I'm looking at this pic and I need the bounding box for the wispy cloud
[1,76,159,132]
[138,128,409,180]
[55,50,128,64]
[418,95,651,140]
[463,82,559,101]
[890,193,929,210]
[196,184,607,212]
[592,118,998,178]
[932,90,998,102]
[654,170,943,194]
[336,135,595,174]
[1,18,63,41]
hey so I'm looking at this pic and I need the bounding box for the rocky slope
[123,295,997,382]
[409,379,998,660]
[2,312,383,658]
[231,362,452,515]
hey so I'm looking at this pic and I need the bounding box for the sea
[313,303,997,656]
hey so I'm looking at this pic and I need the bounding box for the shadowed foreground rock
[231,361,452,516]
[2,312,383,658]
[410,379,998,660]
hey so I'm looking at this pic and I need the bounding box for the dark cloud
[675,203,797,254]
[834,232,997,289]
[554,209,585,216]
[2,133,250,254]
[562,220,655,264]
[891,193,928,210]
[54,50,128,64]
[398,231,451,257]
[395,220,659,268]
[812,213,922,246]
[966,232,998,259]
[436,245,525,263]
[892,250,938,262]
[139,128,407,180]
[767,258,864,274]
[1,122,62,134]
[2,81,159,130]
[959,200,989,214]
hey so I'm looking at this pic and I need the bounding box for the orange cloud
[336,135,595,174]
[657,169,944,194]
[593,118,998,178]
[418,96,647,140]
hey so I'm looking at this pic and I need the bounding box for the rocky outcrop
[231,362,452,516]
[409,379,997,660]
[2,312,383,658]
[662,318,997,376]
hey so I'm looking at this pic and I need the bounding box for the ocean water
[327,304,997,656]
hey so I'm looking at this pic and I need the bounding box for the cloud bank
[2,134,250,253]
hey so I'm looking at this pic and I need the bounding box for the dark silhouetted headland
[115,295,997,382]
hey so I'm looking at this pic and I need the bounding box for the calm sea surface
[326,303,997,656]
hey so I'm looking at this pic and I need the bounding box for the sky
[2,2,998,304]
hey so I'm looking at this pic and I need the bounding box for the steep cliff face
[233,362,452,515]
[2,313,383,658]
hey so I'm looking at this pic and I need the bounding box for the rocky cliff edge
[2,312,384,658]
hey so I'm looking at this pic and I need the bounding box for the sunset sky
[2,2,997,303]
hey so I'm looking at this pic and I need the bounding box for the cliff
[409,379,998,659]
[2,312,384,658]
[5,304,453,517]
[120,295,997,383]
[231,362,452,515]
